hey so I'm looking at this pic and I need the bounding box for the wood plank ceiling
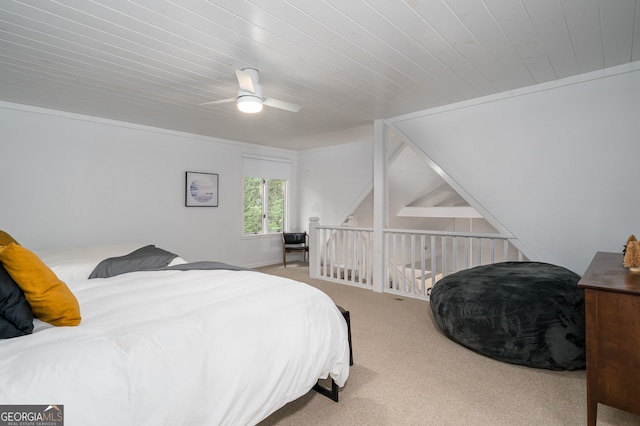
[0,0,638,150]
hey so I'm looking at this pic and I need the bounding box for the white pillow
[36,244,146,284]
[168,257,188,267]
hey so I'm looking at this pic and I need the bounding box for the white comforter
[0,248,350,426]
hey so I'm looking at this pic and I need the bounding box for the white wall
[388,62,640,274]
[0,103,297,267]
[297,140,373,229]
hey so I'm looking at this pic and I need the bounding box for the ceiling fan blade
[263,97,301,113]
[235,69,255,93]
[199,98,236,106]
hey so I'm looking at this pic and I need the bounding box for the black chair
[282,232,309,267]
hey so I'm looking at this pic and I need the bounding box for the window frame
[243,176,288,236]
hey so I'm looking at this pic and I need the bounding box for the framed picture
[185,171,219,207]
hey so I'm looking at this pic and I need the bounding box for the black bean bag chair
[429,262,585,370]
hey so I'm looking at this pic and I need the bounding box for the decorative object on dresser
[578,251,640,426]
[622,234,640,272]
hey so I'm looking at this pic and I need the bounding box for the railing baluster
[400,234,406,292]
[441,236,447,277]
[345,230,354,282]
[384,233,389,289]
[320,228,326,278]
[367,230,372,284]
[420,235,426,296]
[465,237,470,270]
[391,234,397,290]
[328,229,332,277]
[453,236,458,273]
[325,229,329,278]
[410,234,416,294]
[320,228,324,278]
[351,230,356,283]
[321,229,331,277]
[331,230,336,279]
[354,231,360,284]
[504,239,509,262]
[431,235,437,285]
[491,238,496,263]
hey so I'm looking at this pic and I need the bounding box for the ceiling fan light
[237,96,263,113]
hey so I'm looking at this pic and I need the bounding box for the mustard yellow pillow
[0,243,81,326]
[0,230,19,246]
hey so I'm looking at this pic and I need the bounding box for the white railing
[310,223,374,290]
[384,228,526,300]
[310,222,527,301]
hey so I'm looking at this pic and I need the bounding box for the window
[242,154,291,235]
[243,177,286,234]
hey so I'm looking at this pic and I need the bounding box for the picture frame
[185,171,219,207]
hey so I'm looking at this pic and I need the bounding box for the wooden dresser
[578,252,640,425]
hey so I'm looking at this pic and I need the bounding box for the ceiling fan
[199,68,301,114]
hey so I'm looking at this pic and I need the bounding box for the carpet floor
[256,262,640,426]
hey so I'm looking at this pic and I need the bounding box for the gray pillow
[0,263,34,339]
[89,245,178,279]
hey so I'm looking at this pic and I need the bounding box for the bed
[0,238,350,425]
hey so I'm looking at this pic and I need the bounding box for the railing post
[309,217,320,279]
[372,119,386,293]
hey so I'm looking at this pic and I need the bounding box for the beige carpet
[257,262,640,426]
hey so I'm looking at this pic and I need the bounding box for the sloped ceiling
[388,144,480,218]
[0,0,638,150]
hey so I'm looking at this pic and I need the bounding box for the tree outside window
[244,177,286,234]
